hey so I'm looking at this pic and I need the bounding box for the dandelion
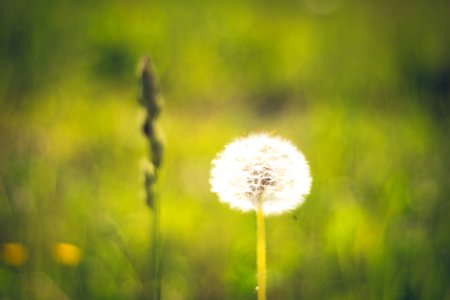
[210,133,312,215]
[52,243,81,266]
[2,243,28,267]
[210,133,312,300]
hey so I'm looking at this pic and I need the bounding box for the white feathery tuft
[210,133,312,216]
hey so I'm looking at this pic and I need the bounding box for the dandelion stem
[256,194,266,300]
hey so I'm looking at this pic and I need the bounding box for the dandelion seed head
[210,133,312,215]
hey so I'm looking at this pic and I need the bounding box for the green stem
[140,57,163,300]
[150,186,161,300]
[256,195,266,300]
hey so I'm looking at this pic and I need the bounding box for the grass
[1,0,449,298]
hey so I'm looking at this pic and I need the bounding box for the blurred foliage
[0,0,449,299]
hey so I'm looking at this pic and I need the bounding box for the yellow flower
[2,243,28,266]
[53,243,81,266]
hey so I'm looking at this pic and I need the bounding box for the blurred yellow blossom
[53,243,81,266]
[2,243,28,266]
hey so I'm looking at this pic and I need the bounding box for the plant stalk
[256,195,266,300]
[150,185,161,300]
[140,56,164,300]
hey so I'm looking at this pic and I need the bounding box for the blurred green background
[0,0,449,299]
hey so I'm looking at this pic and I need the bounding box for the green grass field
[1,0,449,299]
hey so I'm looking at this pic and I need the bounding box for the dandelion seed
[210,133,312,216]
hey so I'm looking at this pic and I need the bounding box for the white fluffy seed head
[210,133,312,216]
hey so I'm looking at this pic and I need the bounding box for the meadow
[0,0,449,299]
